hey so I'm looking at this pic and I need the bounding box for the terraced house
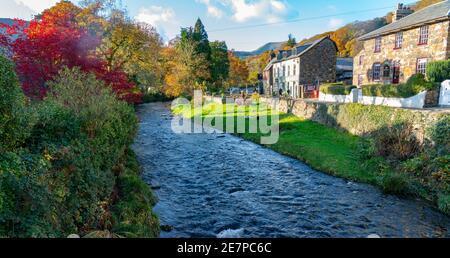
[263,37,337,98]
[353,1,450,86]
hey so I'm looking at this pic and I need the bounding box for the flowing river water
[133,103,450,238]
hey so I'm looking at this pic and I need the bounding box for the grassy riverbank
[173,102,376,183]
[172,101,449,215]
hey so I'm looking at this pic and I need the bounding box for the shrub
[0,55,34,151]
[0,67,152,237]
[438,194,450,215]
[430,115,450,154]
[361,74,436,98]
[426,60,450,83]
[320,83,356,95]
[111,149,159,238]
[371,123,422,161]
[380,172,409,195]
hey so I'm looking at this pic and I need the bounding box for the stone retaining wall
[259,97,449,142]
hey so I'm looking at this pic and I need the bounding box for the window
[416,58,428,75]
[395,32,403,49]
[359,55,364,66]
[383,64,391,78]
[419,26,429,45]
[374,37,382,53]
[373,63,381,81]
[287,66,290,76]
[283,66,286,76]
[293,64,296,75]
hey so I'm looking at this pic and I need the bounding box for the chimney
[394,3,413,22]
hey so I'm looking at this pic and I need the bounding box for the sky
[1,0,419,51]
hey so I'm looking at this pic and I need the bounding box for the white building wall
[272,57,300,98]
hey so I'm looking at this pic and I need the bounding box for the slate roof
[359,0,450,40]
[264,37,335,71]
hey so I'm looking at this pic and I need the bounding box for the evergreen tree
[193,18,212,60]
[286,34,297,48]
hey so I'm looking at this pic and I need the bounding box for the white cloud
[135,6,176,27]
[0,0,59,19]
[328,18,344,29]
[14,0,59,13]
[196,0,224,18]
[225,0,288,23]
[135,6,179,43]
[0,0,35,19]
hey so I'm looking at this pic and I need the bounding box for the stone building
[263,37,337,98]
[353,1,450,86]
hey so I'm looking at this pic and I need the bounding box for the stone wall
[353,20,450,86]
[299,38,337,85]
[260,96,449,143]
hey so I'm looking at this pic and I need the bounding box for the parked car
[245,87,255,94]
[229,87,241,95]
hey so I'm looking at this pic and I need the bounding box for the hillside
[233,41,284,59]
[241,0,441,85]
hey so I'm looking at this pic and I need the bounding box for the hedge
[320,83,356,95]
[427,60,450,83]
[361,74,436,98]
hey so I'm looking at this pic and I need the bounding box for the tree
[0,55,33,151]
[286,34,297,48]
[227,52,249,88]
[0,1,141,103]
[193,18,212,62]
[209,41,230,92]
[98,17,163,91]
[163,38,210,97]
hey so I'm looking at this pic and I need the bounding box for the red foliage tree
[0,2,141,104]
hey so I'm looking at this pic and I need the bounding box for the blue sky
[2,0,418,51]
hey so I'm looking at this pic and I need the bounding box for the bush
[110,149,159,238]
[371,123,422,161]
[320,83,356,95]
[380,172,410,195]
[438,194,450,215]
[427,60,450,83]
[0,55,34,151]
[361,74,436,98]
[430,115,450,154]
[0,67,157,238]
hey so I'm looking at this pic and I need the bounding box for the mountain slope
[233,42,284,59]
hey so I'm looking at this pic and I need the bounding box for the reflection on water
[134,103,450,238]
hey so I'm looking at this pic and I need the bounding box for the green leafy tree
[210,41,230,92]
[0,55,33,152]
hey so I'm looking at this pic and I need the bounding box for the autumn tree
[98,16,163,91]
[164,38,210,97]
[227,52,249,88]
[0,1,141,103]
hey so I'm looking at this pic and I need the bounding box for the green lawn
[173,101,378,184]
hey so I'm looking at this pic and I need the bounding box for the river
[133,102,450,238]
